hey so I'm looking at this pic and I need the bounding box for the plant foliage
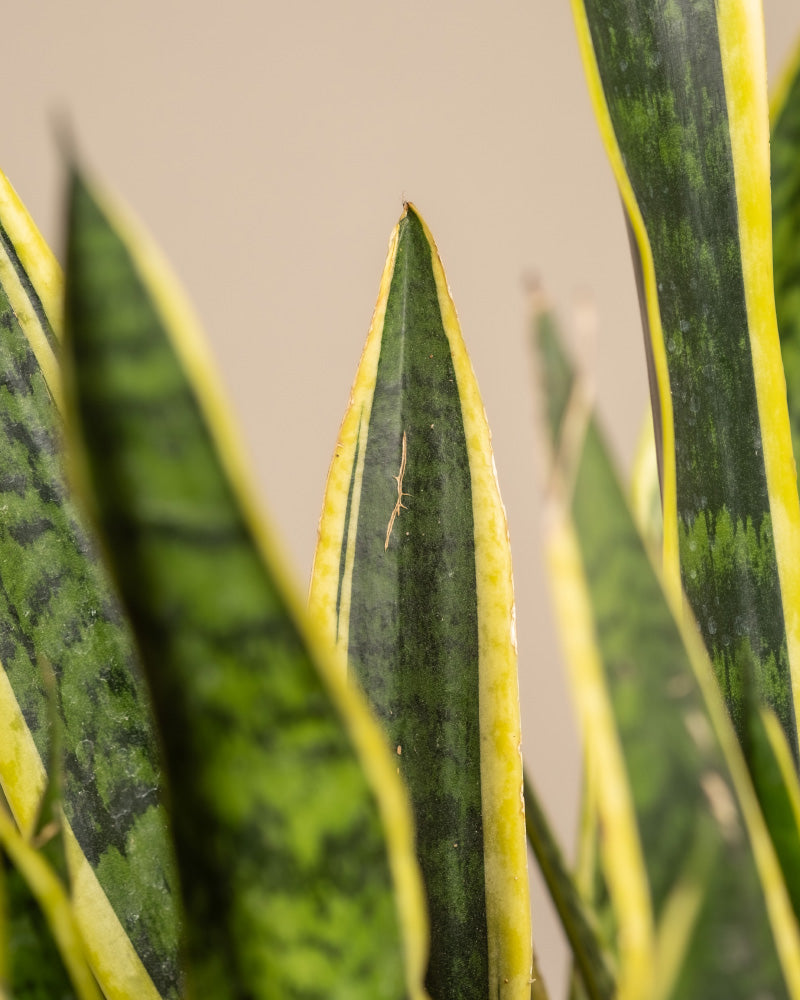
[2,1,800,998]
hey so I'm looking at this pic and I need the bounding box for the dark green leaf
[63,168,427,1000]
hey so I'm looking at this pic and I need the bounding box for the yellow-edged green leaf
[4,843,77,999]
[772,40,800,477]
[537,307,800,1000]
[746,708,800,918]
[309,204,530,1000]
[566,762,616,1000]
[522,771,615,1000]
[571,0,800,763]
[0,169,180,1000]
[5,678,76,1000]
[624,56,800,917]
[0,806,101,1000]
[63,167,428,1000]
[632,41,800,555]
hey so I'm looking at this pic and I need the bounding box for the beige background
[6,1,800,993]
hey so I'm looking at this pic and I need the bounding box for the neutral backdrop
[6,2,800,993]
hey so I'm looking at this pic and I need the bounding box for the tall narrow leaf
[771,41,800,480]
[63,168,428,1000]
[0,170,180,999]
[571,0,800,762]
[0,806,101,1000]
[309,205,530,1000]
[522,772,615,1000]
[537,307,800,1000]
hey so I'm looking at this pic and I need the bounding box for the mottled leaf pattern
[310,205,530,1000]
[63,169,428,1000]
[571,0,800,764]
[0,806,101,1000]
[537,307,800,1000]
[522,772,615,1000]
[0,170,180,1000]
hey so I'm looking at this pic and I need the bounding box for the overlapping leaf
[537,306,800,1000]
[571,0,800,769]
[309,204,530,1000]
[772,41,800,474]
[0,805,100,1000]
[0,170,180,999]
[63,168,428,1000]
[522,771,614,1000]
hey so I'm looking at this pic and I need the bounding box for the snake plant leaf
[63,166,428,1000]
[571,0,800,763]
[6,684,76,1000]
[536,306,800,1000]
[633,41,800,554]
[4,843,78,1000]
[772,40,800,478]
[0,806,101,1000]
[0,169,62,402]
[309,204,530,1000]
[0,170,181,1000]
[522,772,615,1000]
[566,765,616,1000]
[745,707,800,919]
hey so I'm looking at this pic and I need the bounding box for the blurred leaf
[745,708,800,919]
[629,410,661,559]
[4,851,76,1000]
[63,167,428,1000]
[0,806,100,1000]
[522,770,615,1000]
[309,204,530,1000]
[0,169,180,1000]
[566,763,616,1000]
[536,306,800,1000]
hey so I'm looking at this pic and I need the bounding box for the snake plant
[2,0,800,998]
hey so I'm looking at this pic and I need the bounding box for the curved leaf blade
[522,771,615,1000]
[0,170,180,1000]
[0,806,101,1000]
[571,0,800,762]
[772,40,800,486]
[0,171,61,391]
[537,307,800,1000]
[63,168,428,1000]
[310,205,531,1000]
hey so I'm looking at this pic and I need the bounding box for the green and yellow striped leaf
[0,805,100,1000]
[745,707,800,917]
[537,307,800,1000]
[522,772,615,1000]
[4,852,76,999]
[571,0,800,763]
[309,204,530,1000]
[630,38,800,560]
[772,39,800,483]
[566,761,617,1000]
[623,48,800,918]
[0,170,180,999]
[63,167,428,1000]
